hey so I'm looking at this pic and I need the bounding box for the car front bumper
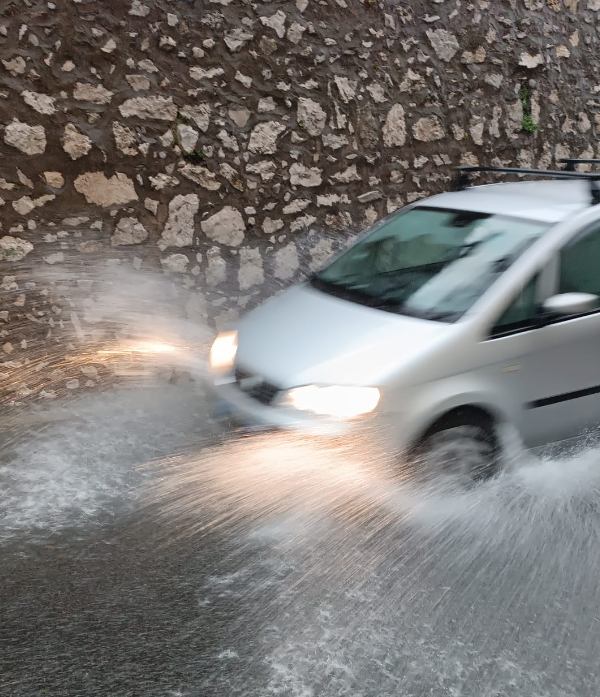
[206,377,367,438]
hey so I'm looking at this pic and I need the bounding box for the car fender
[392,376,517,453]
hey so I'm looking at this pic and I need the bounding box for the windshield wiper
[396,307,458,322]
[310,276,344,293]
[492,255,513,273]
[421,310,459,321]
[311,276,385,308]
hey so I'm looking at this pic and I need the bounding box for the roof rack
[559,158,600,172]
[453,165,600,206]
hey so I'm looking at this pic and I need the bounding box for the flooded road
[2,383,600,696]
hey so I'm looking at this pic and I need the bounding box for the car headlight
[209,331,237,372]
[285,385,380,420]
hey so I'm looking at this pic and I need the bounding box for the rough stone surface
[247,161,277,182]
[220,163,244,191]
[126,74,150,91]
[43,172,65,188]
[145,198,159,215]
[358,109,380,149]
[74,172,138,207]
[129,0,150,16]
[3,56,26,75]
[180,105,211,132]
[383,105,406,147]
[0,236,34,261]
[111,217,149,246]
[462,47,486,65]
[177,124,199,153]
[44,252,64,265]
[13,194,55,216]
[150,173,179,190]
[323,133,349,150]
[367,83,387,104]
[206,247,227,286]
[520,52,544,68]
[179,163,221,190]
[261,11,286,38]
[62,123,92,160]
[159,194,200,250]
[159,36,177,52]
[1,0,600,395]
[262,217,284,235]
[297,98,327,136]
[426,29,459,62]
[218,129,239,152]
[357,191,382,204]
[287,22,306,44]
[229,108,251,128]
[190,66,224,81]
[248,122,286,154]
[22,91,57,115]
[238,248,264,290]
[161,253,189,273]
[118,96,178,121]
[290,163,322,187]
[225,28,254,52]
[413,116,445,142]
[4,120,46,155]
[73,82,114,105]
[274,242,299,280]
[236,71,253,89]
[201,206,246,247]
[258,97,277,113]
[113,122,137,156]
[334,76,357,103]
[331,164,360,184]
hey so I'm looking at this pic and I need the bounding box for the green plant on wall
[183,149,205,164]
[520,86,540,134]
[171,119,206,163]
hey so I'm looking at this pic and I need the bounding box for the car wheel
[410,412,499,489]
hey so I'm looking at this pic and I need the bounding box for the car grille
[234,366,280,406]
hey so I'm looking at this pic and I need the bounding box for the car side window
[489,275,539,338]
[559,224,600,298]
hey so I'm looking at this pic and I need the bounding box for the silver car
[208,165,600,483]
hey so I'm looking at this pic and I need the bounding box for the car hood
[235,283,455,388]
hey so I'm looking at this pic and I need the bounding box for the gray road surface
[2,384,600,696]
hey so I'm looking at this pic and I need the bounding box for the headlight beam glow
[97,341,180,356]
[286,385,380,420]
[209,331,238,372]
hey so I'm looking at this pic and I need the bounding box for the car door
[519,221,600,447]
[481,220,600,449]
[481,270,549,448]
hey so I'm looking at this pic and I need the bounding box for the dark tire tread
[411,407,500,484]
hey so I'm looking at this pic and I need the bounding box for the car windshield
[311,206,549,322]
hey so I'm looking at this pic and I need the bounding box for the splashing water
[145,428,600,696]
[1,258,216,541]
[3,256,600,695]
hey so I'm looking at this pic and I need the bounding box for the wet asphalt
[1,385,238,697]
[2,382,600,697]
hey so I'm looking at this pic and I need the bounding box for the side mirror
[542,292,599,317]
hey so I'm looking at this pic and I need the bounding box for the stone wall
[1,0,600,403]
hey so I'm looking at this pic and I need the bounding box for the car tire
[409,410,500,489]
